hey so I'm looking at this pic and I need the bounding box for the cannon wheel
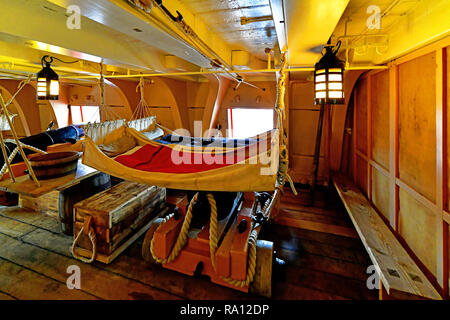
[249,239,273,298]
[142,218,163,264]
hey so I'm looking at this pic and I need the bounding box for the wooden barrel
[29,151,80,179]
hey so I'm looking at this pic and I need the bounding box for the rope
[147,192,259,288]
[131,77,154,121]
[20,143,47,155]
[207,193,218,271]
[0,148,18,180]
[0,136,46,181]
[70,225,97,264]
[149,192,198,264]
[275,53,297,195]
[96,60,122,121]
[0,142,47,181]
[207,193,258,288]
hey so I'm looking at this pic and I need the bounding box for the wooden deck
[0,187,377,300]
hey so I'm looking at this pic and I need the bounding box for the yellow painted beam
[59,65,387,80]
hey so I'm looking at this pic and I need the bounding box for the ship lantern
[37,56,59,100]
[314,41,345,105]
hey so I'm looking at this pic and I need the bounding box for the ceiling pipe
[60,65,388,80]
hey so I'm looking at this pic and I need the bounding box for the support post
[311,103,326,202]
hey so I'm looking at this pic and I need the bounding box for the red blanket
[115,143,260,174]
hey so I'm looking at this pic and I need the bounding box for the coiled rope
[207,193,258,288]
[150,192,198,264]
[147,192,258,288]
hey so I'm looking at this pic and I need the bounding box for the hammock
[82,125,279,191]
[81,74,164,144]
[81,53,294,193]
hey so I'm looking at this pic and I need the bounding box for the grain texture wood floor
[0,188,377,300]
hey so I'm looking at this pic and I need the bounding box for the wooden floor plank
[0,290,16,300]
[270,224,365,250]
[0,188,380,300]
[0,231,180,300]
[270,225,363,252]
[0,258,96,300]
[273,282,349,300]
[271,236,367,265]
[22,228,259,300]
[0,216,36,238]
[285,266,377,300]
[275,210,359,239]
[276,247,370,282]
[279,201,345,218]
[0,206,61,233]
[278,208,353,227]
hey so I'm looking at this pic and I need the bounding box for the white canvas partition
[127,116,156,132]
[82,119,126,145]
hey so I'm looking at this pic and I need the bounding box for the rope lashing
[207,193,258,288]
[150,192,199,264]
[95,60,121,121]
[0,148,18,178]
[207,193,218,271]
[131,76,154,121]
[0,143,47,180]
[275,52,297,195]
[71,224,97,264]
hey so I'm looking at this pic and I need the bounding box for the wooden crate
[19,190,60,218]
[19,172,111,235]
[73,181,166,263]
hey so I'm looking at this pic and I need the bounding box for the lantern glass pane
[315,83,326,91]
[316,91,326,99]
[328,82,343,90]
[328,68,342,73]
[50,80,59,96]
[329,74,342,82]
[316,69,326,74]
[315,75,326,82]
[329,91,343,98]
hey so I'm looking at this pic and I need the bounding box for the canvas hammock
[81,53,294,193]
[82,124,279,191]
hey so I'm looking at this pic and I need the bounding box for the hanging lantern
[37,55,59,100]
[314,41,344,105]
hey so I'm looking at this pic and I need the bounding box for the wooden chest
[73,181,166,263]
[19,172,111,235]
